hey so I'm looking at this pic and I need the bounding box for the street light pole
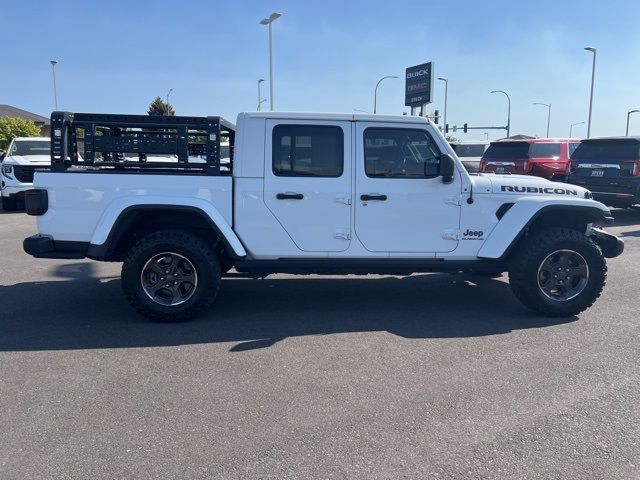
[257,79,265,110]
[437,77,448,132]
[260,12,282,111]
[533,102,551,137]
[626,110,639,136]
[50,60,59,111]
[569,121,585,137]
[490,90,510,137]
[373,75,398,114]
[166,88,173,115]
[585,47,597,138]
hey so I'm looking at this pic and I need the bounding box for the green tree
[0,117,42,152]
[148,96,175,116]
[445,135,460,143]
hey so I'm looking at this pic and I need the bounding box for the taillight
[25,189,48,216]
[633,161,640,177]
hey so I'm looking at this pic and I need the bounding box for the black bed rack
[50,112,235,175]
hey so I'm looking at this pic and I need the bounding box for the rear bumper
[23,234,88,259]
[569,176,640,206]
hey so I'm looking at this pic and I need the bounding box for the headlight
[1,165,13,177]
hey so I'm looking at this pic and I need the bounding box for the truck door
[354,122,461,254]
[263,120,352,252]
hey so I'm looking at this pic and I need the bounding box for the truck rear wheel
[508,227,606,317]
[121,230,221,322]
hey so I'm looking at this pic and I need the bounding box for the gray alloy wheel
[536,249,589,302]
[140,252,198,306]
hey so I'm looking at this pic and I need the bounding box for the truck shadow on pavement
[0,262,577,352]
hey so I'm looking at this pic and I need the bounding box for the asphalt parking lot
[1,207,639,479]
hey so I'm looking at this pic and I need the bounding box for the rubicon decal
[501,186,579,195]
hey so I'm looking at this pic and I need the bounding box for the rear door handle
[360,194,387,201]
[276,192,304,200]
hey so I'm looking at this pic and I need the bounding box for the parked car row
[1,137,51,211]
[451,136,640,208]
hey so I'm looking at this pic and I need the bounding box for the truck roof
[240,111,430,124]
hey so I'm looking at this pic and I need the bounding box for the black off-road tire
[508,227,607,317]
[2,196,19,211]
[121,230,221,322]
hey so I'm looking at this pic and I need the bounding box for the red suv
[479,138,581,181]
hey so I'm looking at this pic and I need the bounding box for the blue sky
[3,0,639,139]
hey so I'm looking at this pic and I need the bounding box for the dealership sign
[405,62,433,107]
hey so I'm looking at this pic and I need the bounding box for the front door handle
[276,192,304,200]
[360,194,387,201]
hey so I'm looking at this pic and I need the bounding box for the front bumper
[590,228,624,258]
[1,184,31,199]
[23,234,88,259]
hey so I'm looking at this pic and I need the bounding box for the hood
[2,155,51,166]
[474,173,590,198]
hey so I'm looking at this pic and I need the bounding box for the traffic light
[463,123,468,133]
[433,110,439,124]
[445,124,449,134]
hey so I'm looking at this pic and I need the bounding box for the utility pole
[373,75,398,114]
[585,47,597,138]
[626,110,639,136]
[257,79,265,110]
[438,77,448,133]
[533,102,551,137]
[50,60,59,110]
[260,13,282,111]
[490,90,511,137]
[166,88,173,115]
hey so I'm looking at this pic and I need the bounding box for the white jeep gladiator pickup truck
[23,111,623,322]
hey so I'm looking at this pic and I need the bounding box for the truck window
[364,128,441,178]
[9,140,51,156]
[272,125,343,177]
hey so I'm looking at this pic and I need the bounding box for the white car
[1,137,50,211]
[24,111,623,322]
[450,141,489,173]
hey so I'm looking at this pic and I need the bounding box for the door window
[273,125,343,177]
[364,128,441,178]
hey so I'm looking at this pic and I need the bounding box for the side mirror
[439,154,455,183]
[0,153,5,161]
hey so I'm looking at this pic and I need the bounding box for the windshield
[572,141,640,163]
[529,143,561,158]
[9,140,50,156]
[483,142,529,159]
[452,144,486,157]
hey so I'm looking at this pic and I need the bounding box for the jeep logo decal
[462,229,484,240]
[501,186,579,195]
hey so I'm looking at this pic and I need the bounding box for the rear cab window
[572,140,640,164]
[272,125,343,177]
[529,143,561,158]
[483,142,529,159]
[452,144,486,157]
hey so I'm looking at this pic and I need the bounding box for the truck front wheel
[121,230,221,322]
[508,227,607,317]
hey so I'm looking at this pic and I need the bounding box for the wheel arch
[478,201,612,261]
[87,203,247,261]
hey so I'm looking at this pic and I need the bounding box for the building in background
[0,105,50,136]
